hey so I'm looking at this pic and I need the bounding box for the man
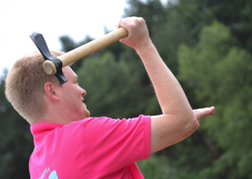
[5,17,215,178]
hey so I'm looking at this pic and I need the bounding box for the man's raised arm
[118,17,215,153]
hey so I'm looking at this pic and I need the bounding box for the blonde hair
[5,51,64,123]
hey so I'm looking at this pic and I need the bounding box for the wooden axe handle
[43,27,128,75]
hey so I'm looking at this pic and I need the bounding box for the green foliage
[76,52,160,118]
[137,154,178,179]
[178,21,252,178]
[178,21,233,105]
[125,0,167,37]
[0,74,33,179]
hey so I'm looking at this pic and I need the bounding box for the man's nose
[81,88,87,97]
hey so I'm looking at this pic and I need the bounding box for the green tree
[76,52,159,118]
[0,71,33,179]
[137,154,178,179]
[178,21,252,179]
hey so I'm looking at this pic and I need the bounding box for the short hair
[5,51,63,123]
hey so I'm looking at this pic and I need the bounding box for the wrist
[135,39,154,55]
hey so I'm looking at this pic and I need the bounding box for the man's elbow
[185,115,200,135]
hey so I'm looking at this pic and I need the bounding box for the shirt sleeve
[80,115,151,175]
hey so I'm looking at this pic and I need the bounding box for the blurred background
[1,0,252,178]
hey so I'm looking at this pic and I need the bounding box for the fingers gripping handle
[43,27,128,75]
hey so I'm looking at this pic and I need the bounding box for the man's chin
[83,110,90,119]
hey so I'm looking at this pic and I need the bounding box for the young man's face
[58,66,90,121]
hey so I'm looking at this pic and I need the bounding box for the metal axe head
[29,32,68,85]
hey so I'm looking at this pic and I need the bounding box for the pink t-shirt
[29,115,151,179]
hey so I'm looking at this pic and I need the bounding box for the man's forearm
[135,41,193,118]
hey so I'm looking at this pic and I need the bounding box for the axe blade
[30,32,68,85]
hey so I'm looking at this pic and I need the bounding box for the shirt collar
[30,122,64,147]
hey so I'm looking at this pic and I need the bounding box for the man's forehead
[62,66,77,79]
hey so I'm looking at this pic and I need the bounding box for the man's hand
[117,17,152,50]
[193,106,215,122]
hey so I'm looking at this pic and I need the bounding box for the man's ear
[44,82,60,101]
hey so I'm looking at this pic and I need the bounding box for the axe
[30,27,128,84]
